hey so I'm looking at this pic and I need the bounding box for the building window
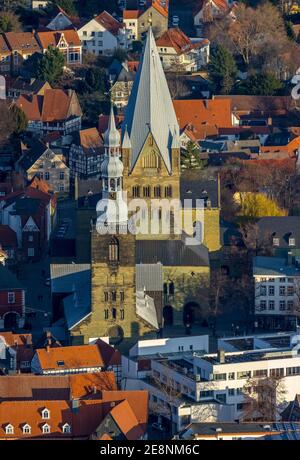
[59,184,64,191]
[62,423,71,433]
[273,237,279,246]
[237,371,251,379]
[8,292,15,304]
[287,286,294,296]
[287,300,294,310]
[289,238,295,246]
[213,373,227,381]
[120,291,124,302]
[23,424,31,434]
[228,372,235,380]
[260,300,266,310]
[268,286,275,296]
[200,390,214,398]
[104,292,109,302]
[270,368,284,378]
[108,238,119,262]
[143,186,151,197]
[112,307,117,319]
[132,186,140,197]
[5,424,14,435]
[28,248,35,257]
[104,309,109,319]
[260,286,267,296]
[59,172,65,180]
[165,186,172,198]
[120,309,124,320]
[279,277,286,283]
[42,424,50,434]
[45,172,50,181]
[154,186,161,198]
[279,301,286,310]
[268,300,275,310]
[228,388,235,396]
[41,408,50,419]
[28,235,33,242]
[253,369,268,378]
[286,367,300,376]
[279,286,286,296]
[111,291,117,301]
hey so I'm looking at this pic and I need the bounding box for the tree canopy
[0,11,21,32]
[208,44,237,94]
[37,46,65,85]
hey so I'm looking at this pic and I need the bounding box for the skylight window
[57,360,65,367]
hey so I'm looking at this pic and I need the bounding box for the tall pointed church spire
[123,27,179,173]
[104,105,120,148]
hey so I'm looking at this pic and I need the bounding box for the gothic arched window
[109,237,119,262]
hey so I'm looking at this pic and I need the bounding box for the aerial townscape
[3,0,300,446]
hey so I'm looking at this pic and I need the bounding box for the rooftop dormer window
[23,424,31,434]
[62,423,71,434]
[41,408,50,419]
[42,423,50,434]
[5,424,14,435]
[273,237,280,246]
[289,237,295,246]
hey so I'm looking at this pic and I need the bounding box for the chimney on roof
[72,399,80,413]
[204,99,209,109]
[217,349,225,364]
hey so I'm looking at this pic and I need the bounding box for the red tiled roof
[36,29,81,49]
[173,99,231,140]
[95,339,121,366]
[4,32,41,53]
[0,35,10,55]
[95,11,124,36]
[0,225,17,248]
[123,10,143,19]
[16,89,81,123]
[0,372,116,401]
[36,344,105,370]
[110,399,144,440]
[151,0,169,17]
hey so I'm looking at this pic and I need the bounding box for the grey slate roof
[122,28,179,173]
[136,263,163,291]
[136,240,209,267]
[257,216,300,248]
[253,256,300,276]
[180,177,219,208]
[18,140,50,172]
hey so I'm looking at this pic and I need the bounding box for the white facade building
[78,11,130,56]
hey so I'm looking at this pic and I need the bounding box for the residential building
[0,35,11,74]
[123,0,169,41]
[178,422,300,440]
[6,78,51,100]
[109,59,138,109]
[0,332,33,372]
[156,28,210,72]
[16,88,82,135]
[256,217,300,257]
[253,254,300,330]
[2,32,41,75]
[193,0,229,36]
[78,10,130,56]
[44,5,76,30]
[0,266,25,329]
[0,225,18,264]
[0,187,55,261]
[124,333,300,431]
[17,141,70,194]
[31,339,121,378]
[0,387,148,439]
[36,29,82,66]
[69,128,104,179]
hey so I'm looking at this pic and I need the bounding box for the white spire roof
[122,125,132,149]
[123,27,179,173]
[104,105,120,148]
